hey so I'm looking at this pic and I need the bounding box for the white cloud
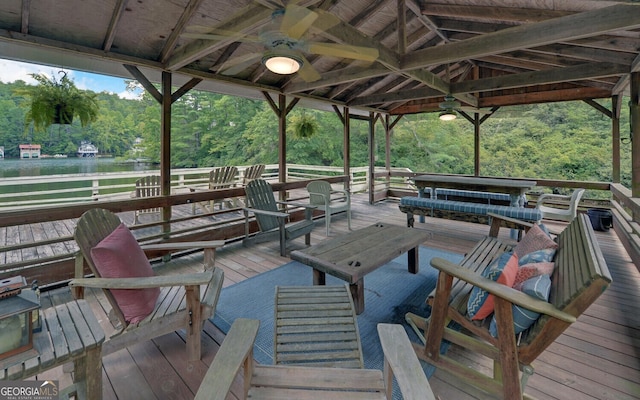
[0,59,140,99]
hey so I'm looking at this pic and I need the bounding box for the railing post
[92,179,99,199]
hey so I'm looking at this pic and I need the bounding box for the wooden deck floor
[36,193,640,399]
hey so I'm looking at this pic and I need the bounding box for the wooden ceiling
[1,0,639,116]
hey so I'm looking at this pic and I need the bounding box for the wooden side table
[0,299,105,400]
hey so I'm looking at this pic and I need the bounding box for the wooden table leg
[408,246,420,274]
[350,279,365,315]
[313,269,326,285]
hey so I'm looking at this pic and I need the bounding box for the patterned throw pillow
[513,262,555,290]
[490,274,552,337]
[519,248,556,265]
[467,252,519,321]
[513,223,558,258]
[91,222,160,324]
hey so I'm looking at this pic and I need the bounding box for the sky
[0,58,142,100]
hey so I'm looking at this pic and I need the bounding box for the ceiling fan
[182,3,379,82]
[438,94,493,121]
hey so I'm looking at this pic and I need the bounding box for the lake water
[0,157,155,178]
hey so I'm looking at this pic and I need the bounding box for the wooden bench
[406,213,611,400]
[435,188,513,205]
[399,196,542,228]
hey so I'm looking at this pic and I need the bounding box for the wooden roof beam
[159,0,207,63]
[166,4,272,71]
[402,4,640,71]
[452,62,627,95]
[350,62,625,106]
[20,0,30,35]
[390,86,613,114]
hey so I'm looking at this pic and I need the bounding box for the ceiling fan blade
[297,55,321,82]
[184,26,261,43]
[218,53,262,75]
[313,9,341,32]
[182,32,261,43]
[281,4,318,40]
[307,42,378,62]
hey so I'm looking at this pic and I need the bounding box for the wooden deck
[35,193,640,399]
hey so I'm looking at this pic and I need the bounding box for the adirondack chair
[536,188,585,222]
[242,179,315,256]
[133,175,162,225]
[406,214,611,399]
[194,318,436,400]
[241,164,265,186]
[69,208,225,361]
[307,180,352,235]
[192,166,238,214]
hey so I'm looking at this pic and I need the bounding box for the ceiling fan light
[439,110,457,121]
[263,50,302,74]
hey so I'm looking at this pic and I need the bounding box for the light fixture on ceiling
[262,49,303,75]
[439,109,457,121]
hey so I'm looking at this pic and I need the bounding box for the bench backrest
[518,214,611,363]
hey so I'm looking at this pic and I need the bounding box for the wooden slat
[274,285,363,368]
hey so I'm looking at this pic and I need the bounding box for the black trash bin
[587,208,613,231]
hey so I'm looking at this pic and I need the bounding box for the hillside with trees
[0,80,631,188]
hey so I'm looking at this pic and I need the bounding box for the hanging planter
[53,103,74,125]
[14,71,99,132]
[290,112,318,139]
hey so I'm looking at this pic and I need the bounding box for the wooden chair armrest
[487,212,535,230]
[486,212,561,237]
[430,257,576,323]
[275,200,317,210]
[69,270,214,290]
[378,323,436,400]
[141,240,225,252]
[243,207,290,219]
[194,318,259,400]
[537,193,572,205]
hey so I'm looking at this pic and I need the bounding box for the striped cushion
[399,197,542,222]
[467,252,519,321]
[489,274,552,337]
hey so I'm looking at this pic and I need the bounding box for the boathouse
[19,144,41,159]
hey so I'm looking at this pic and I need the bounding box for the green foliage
[0,78,632,189]
[13,72,99,132]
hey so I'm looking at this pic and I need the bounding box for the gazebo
[0,0,638,260]
[0,2,639,399]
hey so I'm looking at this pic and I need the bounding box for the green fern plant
[290,112,318,139]
[14,71,99,132]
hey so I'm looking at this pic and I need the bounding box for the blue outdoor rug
[211,246,464,398]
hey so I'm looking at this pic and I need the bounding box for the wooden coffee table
[290,223,431,314]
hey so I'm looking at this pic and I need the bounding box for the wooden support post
[161,71,172,237]
[344,106,351,190]
[631,72,640,199]
[474,114,481,176]
[369,111,375,204]
[612,95,621,183]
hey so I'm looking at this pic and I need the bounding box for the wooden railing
[1,164,637,289]
[0,166,356,288]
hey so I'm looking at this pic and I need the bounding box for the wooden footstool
[274,284,363,368]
